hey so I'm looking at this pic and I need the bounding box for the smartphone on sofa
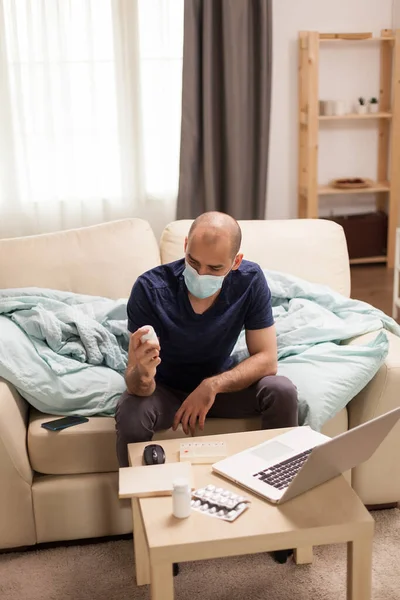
[41,416,89,431]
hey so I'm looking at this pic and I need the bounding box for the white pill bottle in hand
[140,325,158,343]
[172,478,192,519]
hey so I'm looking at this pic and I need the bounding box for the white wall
[395,0,400,27]
[267,0,394,220]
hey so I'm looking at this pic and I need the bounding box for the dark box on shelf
[324,211,388,259]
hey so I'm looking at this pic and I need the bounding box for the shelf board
[319,112,392,120]
[350,256,387,265]
[318,181,390,195]
[319,37,395,43]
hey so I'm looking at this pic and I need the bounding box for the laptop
[212,407,400,504]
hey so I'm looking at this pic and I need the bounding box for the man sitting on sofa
[116,211,298,467]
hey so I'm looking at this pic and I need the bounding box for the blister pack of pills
[190,484,250,522]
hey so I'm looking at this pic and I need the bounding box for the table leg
[347,534,373,600]
[151,561,174,600]
[131,498,150,586]
[294,546,313,564]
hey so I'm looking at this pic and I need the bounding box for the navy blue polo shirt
[127,259,274,393]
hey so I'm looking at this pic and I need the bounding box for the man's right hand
[130,326,161,382]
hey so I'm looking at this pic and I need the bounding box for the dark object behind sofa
[325,211,388,259]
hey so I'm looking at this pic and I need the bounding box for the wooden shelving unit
[298,29,400,268]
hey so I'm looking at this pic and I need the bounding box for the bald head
[188,212,242,259]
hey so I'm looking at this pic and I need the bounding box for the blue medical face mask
[183,261,231,299]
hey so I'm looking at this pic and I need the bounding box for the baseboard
[0,533,133,555]
[366,502,399,511]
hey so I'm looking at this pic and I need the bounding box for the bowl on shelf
[330,177,373,190]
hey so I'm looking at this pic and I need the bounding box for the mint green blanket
[232,270,399,429]
[0,289,129,416]
[0,271,398,429]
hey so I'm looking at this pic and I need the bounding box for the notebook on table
[119,462,194,498]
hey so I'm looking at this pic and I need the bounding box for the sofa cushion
[0,218,161,299]
[28,410,120,475]
[160,219,351,297]
[28,408,348,476]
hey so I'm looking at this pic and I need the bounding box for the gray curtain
[177,0,272,220]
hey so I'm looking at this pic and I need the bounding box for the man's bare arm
[125,366,156,397]
[125,328,160,396]
[205,326,277,394]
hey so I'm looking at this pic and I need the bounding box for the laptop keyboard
[252,449,313,490]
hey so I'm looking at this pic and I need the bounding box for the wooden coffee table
[126,429,374,600]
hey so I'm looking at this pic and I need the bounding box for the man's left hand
[172,380,216,435]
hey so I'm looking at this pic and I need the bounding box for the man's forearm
[206,352,277,394]
[125,366,156,396]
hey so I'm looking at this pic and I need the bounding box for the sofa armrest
[0,378,36,549]
[346,331,400,505]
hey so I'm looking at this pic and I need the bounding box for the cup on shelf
[333,100,346,116]
[324,101,335,116]
[319,100,327,116]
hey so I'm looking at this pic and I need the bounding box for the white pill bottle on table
[172,478,191,519]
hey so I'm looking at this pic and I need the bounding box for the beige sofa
[1,217,399,551]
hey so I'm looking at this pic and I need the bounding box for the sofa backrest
[160,219,351,297]
[0,219,160,299]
